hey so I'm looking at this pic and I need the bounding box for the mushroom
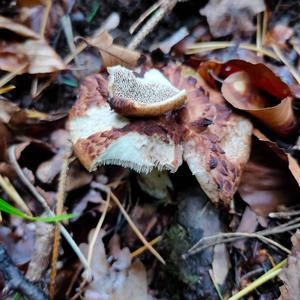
[68,73,183,173]
[107,65,187,117]
[165,65,253,205]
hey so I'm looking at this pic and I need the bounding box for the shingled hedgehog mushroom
[69,64,253,206]
[107,65,187,117]
[68,69,183,173]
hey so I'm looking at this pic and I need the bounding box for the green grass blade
[30,213,78,222]
[0,198,78,222]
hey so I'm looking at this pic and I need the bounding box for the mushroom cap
[164,65,253,205]
[107,65,187,117]
[68,74,183,173]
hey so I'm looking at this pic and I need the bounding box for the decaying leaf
[0,16,65,74]
[165,65,252,205]
[200,0,265,38]
[279,230,300,300]
[87,31,142,68]
[238,136,300,217]
[199,59,297,136]
[80,229,153,300]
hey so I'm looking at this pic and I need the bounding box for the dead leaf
[0,16,65,74]
[279,230,300,300]
[221,71,296,136]
[238,136,300,217]
[80,229,153,300]
[200,0,265,38]
[165,65,252,205]
[87,31,142,68]
[199,59,297,136]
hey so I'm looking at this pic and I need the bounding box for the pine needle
[0,63,27,89]
[0,85,15,94]
[131,235,162,258]
[186,42,279,60]
[40,0,52,36]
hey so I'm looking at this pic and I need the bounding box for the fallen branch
[0,245,48,300]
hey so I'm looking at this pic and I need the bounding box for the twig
[0,245,48,300]
[49,152,70,299]
[26,219,54,282]
[128,0,178,50]
[8,145,90,271]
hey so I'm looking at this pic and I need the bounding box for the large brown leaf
[199,59,297,136]
[164,65,252,205]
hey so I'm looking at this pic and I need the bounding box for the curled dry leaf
[68,73,183,173]
[279,230,300,300]
[0,16,65,74]
[200,0,265,38]
[80,229,153,300]
[238,134,300,217]
[87,31,142,69]
[107,65,186,117]
[199,59,297,136]
[165,65,252,205]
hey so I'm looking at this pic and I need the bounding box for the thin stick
[8,145,90,271]
[49,152,70,299]
[40,0,52,36]
[186,42,279,60]
[272,43,300,84]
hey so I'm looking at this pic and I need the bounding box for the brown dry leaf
[165,65,252,205]
[200,0,265,38]
[199,59,297,136]
[80,229,153,300]
[87,30,142,68]
[0,16,65,73]
[279,230,300,300]
[238,135,300,217]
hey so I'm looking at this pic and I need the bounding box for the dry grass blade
[272,43,300,84]
[186,42,279,60]
[129,0,164,34]
[110,191,166,264]
[40,0,52,36]
[87,192,111,267]
[0,175,32,216]
[8,145,90,271]
[0,63,28,88]
[262,10,268,46]
[93,183,165,264]
[49,152,70,299]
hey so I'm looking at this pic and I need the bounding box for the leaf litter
[0,0,300,299]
